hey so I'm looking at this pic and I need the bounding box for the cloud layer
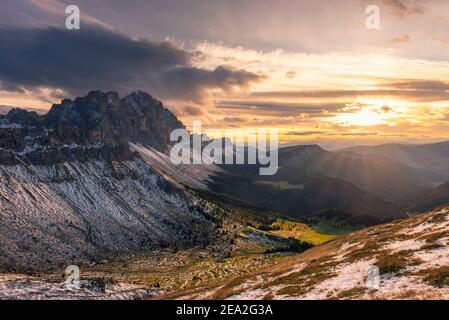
[0,26,262,104]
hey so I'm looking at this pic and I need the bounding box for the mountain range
[210,143,449,226]
[2,89,449,282]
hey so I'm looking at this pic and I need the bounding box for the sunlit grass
[268,219,340,245]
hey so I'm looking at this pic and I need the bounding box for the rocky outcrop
[0,90,220,272]
[0,90,184,165]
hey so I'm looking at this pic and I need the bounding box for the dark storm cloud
[0,26,188,91]
[0,26,262,102]
[161,66,264,102]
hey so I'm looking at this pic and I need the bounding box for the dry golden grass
[419,266,449,288]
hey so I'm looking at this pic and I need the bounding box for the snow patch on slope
[0,158,217,272]
[131,143,222,190]
[0,274,156,300]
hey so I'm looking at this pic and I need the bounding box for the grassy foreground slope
[162,206,449,300]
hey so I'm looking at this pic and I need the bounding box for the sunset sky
[1,0,449,148]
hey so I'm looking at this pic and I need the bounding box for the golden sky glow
[2,0,449,148]
[181,42,449,146]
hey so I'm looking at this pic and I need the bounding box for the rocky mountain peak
[0,90,185,165]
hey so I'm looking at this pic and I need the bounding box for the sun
[333,99,406,127]
[334,108,383,126]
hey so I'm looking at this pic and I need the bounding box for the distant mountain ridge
[339,141,449,177]
[0,105,47,115]
[277,145,443,201]
[209,143,449,224]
